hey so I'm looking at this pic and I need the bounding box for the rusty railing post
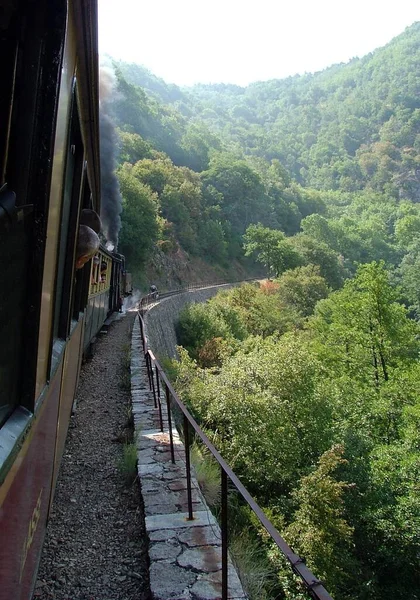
[221,469,228,600]
[145,353,153,394]
[165,384,175,464]
[150,359,160,421]
[155,365,164,430]
[139,314,145,352]
[152,365,163,433]
[155,365,161,401]
[183,415,194,520]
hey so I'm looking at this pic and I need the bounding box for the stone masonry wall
[144,285,233,359]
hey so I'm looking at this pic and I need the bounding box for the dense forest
[107,21,420,600]
[174,266,419,599]
[111,23,420,289]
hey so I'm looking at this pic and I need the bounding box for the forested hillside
[110,22,420,300]
[117,22,420,199]
[111,67,328,278]
[187,22,420,198]
[108,21,420,600]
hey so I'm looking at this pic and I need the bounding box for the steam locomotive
[0,2,128,598]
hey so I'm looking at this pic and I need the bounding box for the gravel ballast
[34,311,151,600]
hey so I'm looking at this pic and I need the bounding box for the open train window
[51,84,85,345]
[71,174,93,320]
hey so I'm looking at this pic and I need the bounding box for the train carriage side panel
[110,254,122,312]
[51,319,84,493]
[84,297,95,352]
[35,3,78,399]
[0,9,70,598]
[0,363,63,600]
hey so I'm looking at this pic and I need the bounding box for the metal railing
[137,311,333,600]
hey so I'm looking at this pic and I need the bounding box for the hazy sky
[99,0,419,87]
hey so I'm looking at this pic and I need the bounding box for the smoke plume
[99,66,122,250]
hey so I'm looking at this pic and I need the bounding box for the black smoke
[99,67,122,250]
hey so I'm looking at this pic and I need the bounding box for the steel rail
[138,277,261,308]
[137,295,333,600]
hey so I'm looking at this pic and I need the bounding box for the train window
[0,186,30,425]
[52,86,85,343]
[100,258,111,289]
[90,254,99,295]
[0,4,34,425]
[71,175,93,320]
[87,252,111,295]
[71,254,91,321]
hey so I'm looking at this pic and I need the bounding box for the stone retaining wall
[131,317,247,599]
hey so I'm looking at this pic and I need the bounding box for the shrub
[118,442,138,485]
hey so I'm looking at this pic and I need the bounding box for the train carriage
[83,246,126,353]
[0,2,121,598]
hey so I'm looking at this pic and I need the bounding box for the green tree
[176,333,332,496]
[176,300,246,362]
[364,411,420,599]
[215,282,302,337]
[117,130,152,164]
[118,165,159,268]
[198,219,228,262]
[291,234,345,288]
[129,157,206,255]
[243,224,303,277]
[311,262,419,387]
[201,154,270,255]
[276,265,330,316]
[394,214,420,247]
[300,214,336,248]
[286,445,356,598]
[398,239,420,315]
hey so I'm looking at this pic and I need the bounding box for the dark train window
[0,187,30,426]
[0,4,33,426]
[52,85,85,343]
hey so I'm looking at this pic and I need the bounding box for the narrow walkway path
[35,312,151,600]
[131,316,247,600]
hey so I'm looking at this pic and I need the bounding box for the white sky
[98,0,419,87]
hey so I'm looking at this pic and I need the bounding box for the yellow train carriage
[83,247,114,353]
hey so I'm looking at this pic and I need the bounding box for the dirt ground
[34,312,151,600]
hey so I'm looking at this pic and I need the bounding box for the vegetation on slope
[108,21,420,599]
[173,267,420,599]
